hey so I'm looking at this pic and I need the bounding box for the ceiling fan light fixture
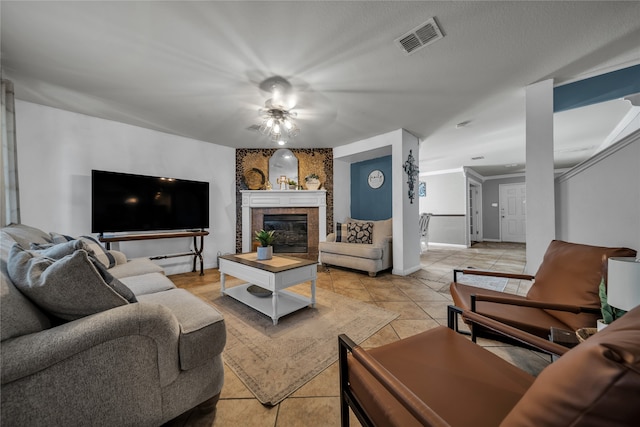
[256,108,299,143]
[254,76,301,144]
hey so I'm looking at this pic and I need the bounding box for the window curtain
[1,78,20,227]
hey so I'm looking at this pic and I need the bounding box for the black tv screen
[92,170,209,233]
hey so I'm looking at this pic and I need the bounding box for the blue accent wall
[350,156,392,220]
[554,64,640,112]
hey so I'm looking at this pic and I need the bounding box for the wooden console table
[99,230,209,275]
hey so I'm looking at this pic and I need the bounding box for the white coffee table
[219,253,317,325]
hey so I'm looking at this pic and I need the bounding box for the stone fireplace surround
[241,190,327,261]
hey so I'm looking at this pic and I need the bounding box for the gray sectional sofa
[0,224,226,426]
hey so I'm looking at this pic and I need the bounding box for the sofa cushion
[109,257,165,279]
[347,222,373,244]
[527,240,637,330]
[3,224,51,248]
[501,305,640,426]
[120,272,176,296]
[109,249,128,265]
[319,241,383,260]
[0,231,51,341]
[7,245,136,321]
[137,289,226,370]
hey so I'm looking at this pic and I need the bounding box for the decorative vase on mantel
[256,245,273,260]
[305,174,321,190]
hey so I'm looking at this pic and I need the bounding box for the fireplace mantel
[241,190,327,254]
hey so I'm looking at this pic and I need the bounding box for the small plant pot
[256,246,273,260]
[597,319,608,331]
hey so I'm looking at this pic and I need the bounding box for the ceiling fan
[253,76,300,145]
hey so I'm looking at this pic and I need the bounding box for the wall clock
[368,170,385,189]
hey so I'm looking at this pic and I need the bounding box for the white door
[499,183,526,243]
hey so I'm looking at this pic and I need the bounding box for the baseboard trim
[392,264,422,276]
[428,242,468,249]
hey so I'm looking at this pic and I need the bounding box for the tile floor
[165,242,551,427]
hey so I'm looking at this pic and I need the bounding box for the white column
[392,129,421,276]
[525,79,555,274]
[241,193,252,252]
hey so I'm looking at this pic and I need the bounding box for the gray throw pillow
[7,244,136,321]
[29,239,87,259]
[49,232,116,268]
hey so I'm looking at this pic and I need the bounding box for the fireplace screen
[263,214,308,253]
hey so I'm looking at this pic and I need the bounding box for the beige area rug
[456,272,509,292]
[191,284,398,406]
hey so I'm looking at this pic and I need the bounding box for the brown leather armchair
[448,240,636,340]
[339,305,640,427]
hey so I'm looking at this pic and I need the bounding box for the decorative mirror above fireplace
[269,148,298,189]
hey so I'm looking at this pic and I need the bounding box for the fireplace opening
[263,214,308,253]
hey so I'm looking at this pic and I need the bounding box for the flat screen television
[92,170,209,233]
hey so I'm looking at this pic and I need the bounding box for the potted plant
[288,179,297,190]
[305,173,321,190]
[598,278,626,330]
[254,229,276,260]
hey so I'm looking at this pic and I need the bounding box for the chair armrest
[453,268,534,282]
[326,233,336,242]
[459,308,570,357]
[338,334,450,427]
[471,294,601,314]
[1,302,181,386]
[373,235,392,247]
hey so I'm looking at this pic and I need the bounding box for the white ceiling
[2,1,640,176]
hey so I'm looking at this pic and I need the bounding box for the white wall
[15,100,236,274]
[418,169,467,246]
[556,133,640,250]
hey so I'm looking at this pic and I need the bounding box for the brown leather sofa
[339,304,640,427]
[449,240,636,339]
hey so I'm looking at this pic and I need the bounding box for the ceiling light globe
[266,118,274,127]
[273,123,281,134]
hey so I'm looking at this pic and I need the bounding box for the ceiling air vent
[395,17,444,55]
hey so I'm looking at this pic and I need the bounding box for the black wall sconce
[403,149,419,204]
